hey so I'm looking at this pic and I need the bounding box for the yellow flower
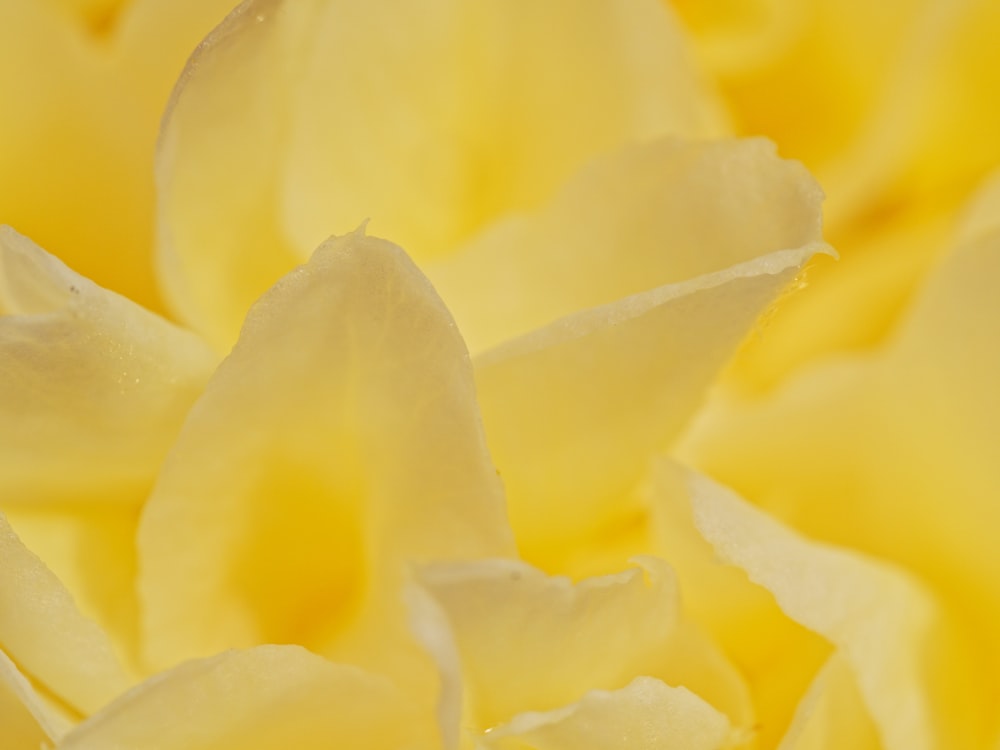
[2,0,999,749]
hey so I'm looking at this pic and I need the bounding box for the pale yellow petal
[681,222,1000,731]
[0,650,72,749]
[59,646,434,750]
[0,0,230,310]
[0,227,216,506]
[0,230,214,657]
[474,239,829,570]
[0,513,132,717]
[777,655,879,750]
[478,677,733,750]
[690,471,988,749]
[645,459,831,750]
[139,231,513,685]
[155,0,321,349]
[429,137,827,354]
[415,556,742,736]
[282,0,727,264]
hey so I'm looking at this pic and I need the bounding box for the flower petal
[0,229,215,655]
[690,471,987,750]
[415,556,724,733]
[282,0,727,263]
[0,227,216,506]
[429,137,827,354]
[0,650,73,749]
[139,230,513,681]
[155,0,321,349]
[681,209,1000,729]
[59,646,434,750]
[478,676,733,750]
[0,513,132,717]
[473,235,830,569]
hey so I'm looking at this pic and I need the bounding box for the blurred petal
[416,558,675,730]
[478,676,733,750]
[158,0,727,351]
[139,231,513,683]
[0,0,232,310]
[681,217,1000,729]
[59,646,434,750]
[474,234,830,569]
[0,650,73,749]
[0,513,132,717]
[156,0,321,349]
[778,655,879,750]
[283,0,727,263]
[429,137,826,354]
[690,471,987,750]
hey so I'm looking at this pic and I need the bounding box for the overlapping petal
[0,514,132,719]
[478,677,734,750]
[138,230,513,689]
[415,557,752,740]
[58,646,434,750]
[156,0,727,350]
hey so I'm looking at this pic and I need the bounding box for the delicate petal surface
[477,677,733,750]
[156,0,318,348]
[139,231,513,680]
[0,650,72,750]
[0,513,132,717]
[58,646,433,750]
[157,0,727,350]
[416,558,677,731]
[682,203,1000,733]
[282,0,727,262]
[690,471,986,749]
[429,137,826,353]
[0,227,216,506]
[0,0,233,310]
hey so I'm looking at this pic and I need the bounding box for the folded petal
[139,231,513,684]
[0,227,216,506]
[690,471,987,750]
[0,229,215,655]
[0,513,132,717]
[416,555,749,738]
[282,0,727,263]
[681,210,1000,730]
[429,137,827,354]
[473,237,830,570]
[478,676,733,750]
[0,650,73,750]
[155,0,323,350]
[59,646,434,750]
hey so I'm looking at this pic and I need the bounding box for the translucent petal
[415,556,748,737]
[0,513,132,717]
[0,227,216,506]
[155,0,322,349]
[681,221,1000,733]
[282,0,728,263]
[645,459,831,750]
[474,239,830,569]
[59,646,434,750]
[478,677,733,750]
[428,137,827,354]
[0,650,72,749]
[0,0,231,310]
[777,655,880,750]
[139,231,513,684]
[690,471,987,749]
